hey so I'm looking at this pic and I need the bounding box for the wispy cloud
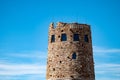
[95,63,120,80]
[0,50,47,80]
[0,47,120,80]
[0,50,47,64]
[95,63,120,73]
[1,51,47,58]
[93,46,120,53]
[0,63,46,76]
[96,63,120,68]
[95,77,120,80]
[93,46,120,80]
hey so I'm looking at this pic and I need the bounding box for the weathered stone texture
[46,22,95,80]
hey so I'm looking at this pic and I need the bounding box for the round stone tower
[46,22,95,80]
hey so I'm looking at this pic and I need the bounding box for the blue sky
[0,0,120,80]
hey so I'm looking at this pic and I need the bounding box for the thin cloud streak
[96,77,120,80]
[2,51,47,58]
[93,46,120,53]
[95,63,120,68]
[95,63,120,76]
[0,51,47,79]
[0,47,120,80]
[0,64,46,76]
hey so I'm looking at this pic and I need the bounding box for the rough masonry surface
[46,22,95,80]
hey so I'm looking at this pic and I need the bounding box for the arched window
[72,52,77,59]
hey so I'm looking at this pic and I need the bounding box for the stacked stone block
[46,22,95,80]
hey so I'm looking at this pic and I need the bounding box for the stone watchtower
[46,22,95,80]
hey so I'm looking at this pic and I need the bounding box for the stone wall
[46,22,95,80]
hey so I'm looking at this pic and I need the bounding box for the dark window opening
[61,33,67,41]
[61,30,64,32]
[51,35,55,42]
[84,35,89,42]
[73,34,79,41]
[67,56,70,59]
[58,35,60,38]
[81,43,83,47]
[60,61,62,63]
[53,68,55,71]
[70,76,74,78]
[72,52,77,59]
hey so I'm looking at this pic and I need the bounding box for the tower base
[47,78,95,80]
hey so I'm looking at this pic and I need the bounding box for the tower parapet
[47,22,95,80]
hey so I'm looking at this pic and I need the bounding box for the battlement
[49,22,90,30]
[48,22,91,44]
